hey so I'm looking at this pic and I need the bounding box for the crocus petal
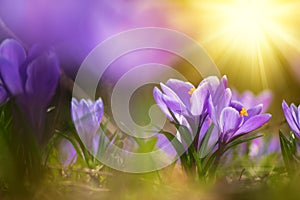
[249,137,263,157]
[256,90,273,112]
[207,95,216,122]
[190,82,209,116]
[58,139,77,167]
[298,105,300,125]
[153,87,172,120]
[231,89,239,101]
[197,118,219,156]
[92,98,104,123]
[27,44,49,60]
[220,75,228,88]
[230,100,243,111]
[160,83,185,108]
[0,39,26,68]
[198,76,220,93]
[239,91,255,108]
[72,99,87,134]
[282,100,300,136]
[290,103,299,129]
[71,98,103,152]
[25,51,60,106]
[267,136,280,153]
[81,99,99,134]
[235,114,271,136]
[159,83,187,115]
[71,98,80,122]
[214,88,232,120]
[162,94,186,115]
[246,104,263,118]
[232,89,272,112]
[244,104,263,121]
[92,133,101,155]
[0,58,23,95]
[165,79,194,107]
[220,107,242,136]
[155,133,177,158]
[212,76,228,105]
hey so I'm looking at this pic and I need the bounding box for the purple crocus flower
[153,76,230,127]
[71,98,104,155]
[215,101,271,144]
[0,38,60,142]
[153,76,230,152]
[153,78,212,140]
[282,100,300,138]
[199,76,271,145]
[232,89,273,112]
[58,138,77,167]
[233,89,273,155]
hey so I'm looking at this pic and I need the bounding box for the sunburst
[190,0,300,90]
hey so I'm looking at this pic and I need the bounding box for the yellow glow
[225,1,268,45]
[189,0,300,89]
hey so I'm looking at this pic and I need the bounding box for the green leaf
[0,134,15,189]
[158,130,185,157]
[41,133,60,165]
[97,130,108,158]
[177,125,193,146]
[202,150,218,175]
[290,131,297,154]
[55,131,84,161]
[167,108,180,125]
[134,136,158,153]
[100,117,110,135]
[224,135,263,153]
[279,130,297,175]
[198,124,215,158]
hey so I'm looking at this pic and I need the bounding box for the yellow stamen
[239,107,248,117]
[188,87,196,95]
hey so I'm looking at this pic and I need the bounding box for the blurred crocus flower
[232,89,273,112]
[282,100,300,138]
[0,38,60,141]
[71,98,104,155]
[248,136,280,158]
[58,139,77,167]
[0,0,174,78]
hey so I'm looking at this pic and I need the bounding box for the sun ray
[190,0,300,91]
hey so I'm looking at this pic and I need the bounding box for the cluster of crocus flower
[0,38,60,143]
[153,75,272,171]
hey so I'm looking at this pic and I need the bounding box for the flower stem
[209,142,225,178]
